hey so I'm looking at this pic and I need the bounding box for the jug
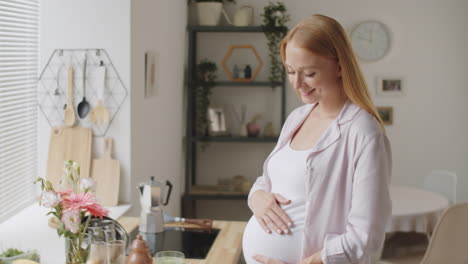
[138,176,173,233]
[233,6,254,26]
[86,216,129,249]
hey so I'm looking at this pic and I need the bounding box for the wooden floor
[380,232,428,264]
[381,253,424,264]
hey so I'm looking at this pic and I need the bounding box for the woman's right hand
[249,190,293,234]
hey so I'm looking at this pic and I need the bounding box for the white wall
[194,0,468,219]
[129,1,187,216]
[39,0,132,202]
[38,0,468,222]
[39,0,187,218]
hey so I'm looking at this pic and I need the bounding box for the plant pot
[196,2,223,26]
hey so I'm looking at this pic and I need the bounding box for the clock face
[351,21,391,62]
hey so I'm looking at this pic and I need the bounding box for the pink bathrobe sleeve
[321,133,392,263]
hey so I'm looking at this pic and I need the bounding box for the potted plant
[195,0,235,26]
[261,2,290,85]
[195,59,217,137]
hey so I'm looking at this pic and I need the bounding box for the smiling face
[285,41,343,105]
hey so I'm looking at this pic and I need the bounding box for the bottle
[233,64,240,79]
[244,64,252,79]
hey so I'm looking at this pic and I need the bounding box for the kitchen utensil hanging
[63,64,76,126]
[37,49,128,136]
[89,64,110,125]
[77,54,91,119]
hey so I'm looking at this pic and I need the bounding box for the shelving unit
[183,26,287,218]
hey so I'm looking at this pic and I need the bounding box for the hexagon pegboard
[221,44,263,82]
[37,49,128,136]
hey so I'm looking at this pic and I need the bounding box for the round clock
[351,21,391,62]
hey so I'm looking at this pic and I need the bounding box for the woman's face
[285,41,342,105]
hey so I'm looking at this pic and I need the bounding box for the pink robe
[245,101,392,264]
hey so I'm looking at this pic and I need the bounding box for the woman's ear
[337,62,342,77]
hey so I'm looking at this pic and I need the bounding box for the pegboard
[37,49,128,136]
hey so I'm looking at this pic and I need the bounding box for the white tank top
[242,140,311,264]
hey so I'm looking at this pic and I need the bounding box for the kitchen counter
[118,217,247,264]
[0,203,131,264]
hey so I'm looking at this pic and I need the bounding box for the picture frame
[376,77,404,96]
[144,51,157,98]
[377,106,393,125]
[208,107,228,135]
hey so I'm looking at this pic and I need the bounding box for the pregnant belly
[242,198,306,264]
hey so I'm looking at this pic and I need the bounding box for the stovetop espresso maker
[138,176,172,234]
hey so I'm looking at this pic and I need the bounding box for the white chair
[420,203,468,264]
[423,170,457,204]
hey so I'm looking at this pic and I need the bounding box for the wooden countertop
[118,216,247,264]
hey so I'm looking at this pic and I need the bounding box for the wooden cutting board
[46,126,93,187]
[91,137,120,205]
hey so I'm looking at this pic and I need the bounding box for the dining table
[387,185,450,234]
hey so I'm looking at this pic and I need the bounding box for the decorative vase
[239,121,248,137]
[246,121,260,137]
[196,2,223,26]
[65,235,91,264]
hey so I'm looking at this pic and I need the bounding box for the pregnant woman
[242,15,392,264]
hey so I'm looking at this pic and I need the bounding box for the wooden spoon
[64,65,76,126]
[90,65,110,125]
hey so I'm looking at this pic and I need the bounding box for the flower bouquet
[35,160,109,264]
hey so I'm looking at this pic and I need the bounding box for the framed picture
[376,77,404,96]
[377,106,393,125]
[208,107,228,135]
[144,51,157,98]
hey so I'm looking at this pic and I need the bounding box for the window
[0,0,39,223]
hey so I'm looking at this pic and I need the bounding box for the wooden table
[118,217,246,264]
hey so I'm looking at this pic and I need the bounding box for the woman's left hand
[253,255,287,264]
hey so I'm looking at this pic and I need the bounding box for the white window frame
[0,0,39,223]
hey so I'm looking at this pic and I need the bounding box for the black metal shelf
[184,24,287,218]
[188,26,265,33]
[194,136,278,143]
[190,80,284,87]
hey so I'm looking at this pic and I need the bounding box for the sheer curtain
[0,0,39,223]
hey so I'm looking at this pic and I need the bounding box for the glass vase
[65,234,91,264]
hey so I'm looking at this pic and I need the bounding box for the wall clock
[351,21,391,62]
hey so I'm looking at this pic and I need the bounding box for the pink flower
[85,203,109,219]
[61,210,81,233]
[63,192,95,211]
[56,189,73,198]
[41,191,61,208]
[62,192,109,219]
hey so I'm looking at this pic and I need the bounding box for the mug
[154,251,185,264]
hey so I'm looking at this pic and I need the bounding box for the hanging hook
[58,49,63,56]
[96,49,101,56]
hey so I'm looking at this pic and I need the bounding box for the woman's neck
[314,93,348,120]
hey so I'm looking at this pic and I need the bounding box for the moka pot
[138,176,173,233]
